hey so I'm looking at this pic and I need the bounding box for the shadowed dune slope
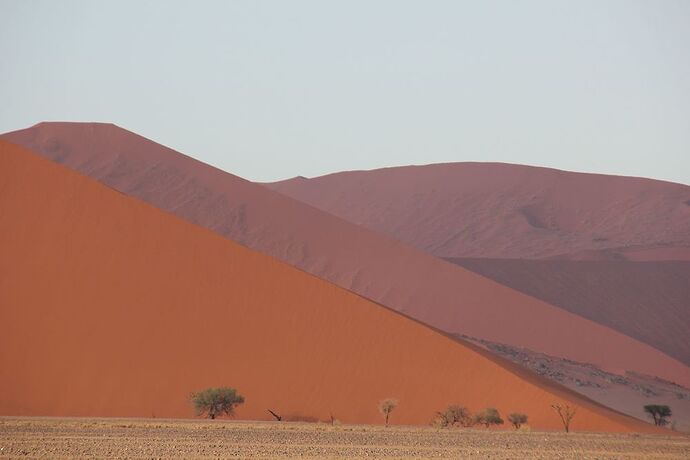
[0,141,661,433]
[449,259,690,367]
[268,163,690,260]
[3,123,689,389]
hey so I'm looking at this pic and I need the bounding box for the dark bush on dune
[644,405,672,427]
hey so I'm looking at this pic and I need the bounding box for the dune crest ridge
[268,162,690,260]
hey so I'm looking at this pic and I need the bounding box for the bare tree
[378,398,398,426]
[551,404,576,433]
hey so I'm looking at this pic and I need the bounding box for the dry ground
[1,417,689,459]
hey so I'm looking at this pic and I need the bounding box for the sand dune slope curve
[3,123,689,389]
[0,141,659,433]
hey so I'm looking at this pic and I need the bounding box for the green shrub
[191,387,245,419]
[508,412,528,429]
[473,407,504,428]
[434,405,473,428]
[378,398,398,426]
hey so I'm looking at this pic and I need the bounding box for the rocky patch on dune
[460,335,690,432]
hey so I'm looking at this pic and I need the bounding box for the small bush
[379,398,398,426]
[191,387,245,419]
[508,412,528,429]
[434,405,473,428]
[473,407,504,428]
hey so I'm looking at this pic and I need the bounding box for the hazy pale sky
[1,0,689,184]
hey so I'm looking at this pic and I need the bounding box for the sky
[1,0,689,184]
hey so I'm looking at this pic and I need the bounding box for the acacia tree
[644,405,672,426]
[435,405,473,428]
[379,398,398,426]
[191,387,245,419]
[551,403,576,433]
[507,413,528,429]
[473,408,504,428]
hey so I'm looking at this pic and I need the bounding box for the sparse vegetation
[551,403,577,433]
[4,417,690,458]
[473,408,504,428]
[643,405,672,427]
[508,412,528,429]
[191,387,245,419]
[434,405,473,428]
[378,398,398,426]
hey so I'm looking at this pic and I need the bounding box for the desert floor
[1,418,690,459]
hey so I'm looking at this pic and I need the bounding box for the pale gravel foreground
[1,418,689,459]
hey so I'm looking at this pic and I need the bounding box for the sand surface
[450,259,690,367]
[1,418,688,459]
[3,123,688,390]
[268,162,690,260]
[0,141,660,431]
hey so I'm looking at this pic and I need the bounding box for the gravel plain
[1,417,689,459]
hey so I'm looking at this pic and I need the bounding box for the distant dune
[266,161,690,387]
[3,123,688,390]
[0,140,661,433]
[448,259,690,367]
[268,163,690,260]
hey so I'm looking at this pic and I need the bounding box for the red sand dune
[0,141,661,433]
[448,259,690,367]
[268,163,690,261]
[3,123,689,391]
